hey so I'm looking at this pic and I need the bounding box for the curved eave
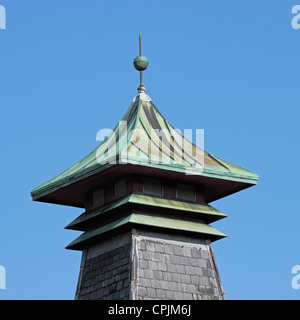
[65,192,227,231]
[31,160,257,207]
[66,213,227,251]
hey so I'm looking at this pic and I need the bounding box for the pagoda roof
[31,93,258,206]
[65,192,227,231]
[65,212,227,251]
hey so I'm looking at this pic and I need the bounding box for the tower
[31,32,258,300]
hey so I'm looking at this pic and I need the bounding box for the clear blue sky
[0,0,299,300]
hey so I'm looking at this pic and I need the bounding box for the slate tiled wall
[77,243,131,300]
[135,234,223,300]
[76,230,224,300]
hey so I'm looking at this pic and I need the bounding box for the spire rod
[139,29,142,56]
[133,30,149,93]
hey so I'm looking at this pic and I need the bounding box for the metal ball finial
[133,55,149,71]
[133,30,149,92]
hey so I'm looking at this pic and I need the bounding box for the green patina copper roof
[31,33,257,250]
[31,93,258,202]
[65,192,227,230]
[66,213,227,250]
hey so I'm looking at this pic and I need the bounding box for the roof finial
[133,29,149,93]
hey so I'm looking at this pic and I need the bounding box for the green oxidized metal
[31,94,258,206]
[65,193,227,231]
[66,213,227,250]
[133,55,149,71]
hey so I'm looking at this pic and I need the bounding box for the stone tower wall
[75,229,224,300]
